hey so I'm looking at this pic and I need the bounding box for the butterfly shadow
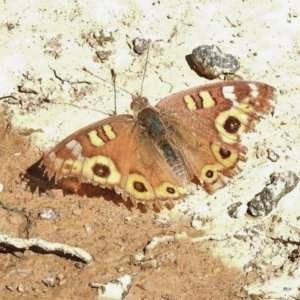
[21,159,157,213]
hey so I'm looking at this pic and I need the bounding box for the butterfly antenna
[82,67,134,99]
[139,39,151,97]
[111,69,117,115]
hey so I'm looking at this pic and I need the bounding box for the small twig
[267,61,276,72]
[225,16,237,27]
[111,68,117,115]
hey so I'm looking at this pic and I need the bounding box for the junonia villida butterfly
[31,79,275,209]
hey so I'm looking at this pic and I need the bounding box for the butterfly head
[130,95,150,117]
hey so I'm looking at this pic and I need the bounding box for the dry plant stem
[0,234,93,263]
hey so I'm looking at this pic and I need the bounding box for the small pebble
[191,219,203,230]
[228,202,247,218]
[191,45,240,77]
[17,284,24,292]
[6,285,14,292]
[133,38,148,55]
[115,266,125,273]
[267,148,279,162]
[124,216,132,222]
[234,230,248,240]
[42,277,54,287]
[84,223,93,234]
[39,209,58,220]
[74,262,85,269]
[72,207,82,216]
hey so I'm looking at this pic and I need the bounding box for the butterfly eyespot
[224,116,241,134]
[133,181,148,192]
[126,174,155,200]
[83,155,121,185]
[92,163,110,178]
[215,109,247,144]
[206,170,214,178]
[210,144,239,168]
[154,182,186,199]
[166,187,175,194]
[200,164,221,184]
[219,148,231,159]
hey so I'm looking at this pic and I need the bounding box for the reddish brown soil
[0,113,246,299]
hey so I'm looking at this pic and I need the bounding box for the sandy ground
[1,0,300,299]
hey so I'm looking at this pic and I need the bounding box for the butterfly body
[137,105,190,183]
[40,81,275,207]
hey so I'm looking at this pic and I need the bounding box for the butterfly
[34,80,275,209]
